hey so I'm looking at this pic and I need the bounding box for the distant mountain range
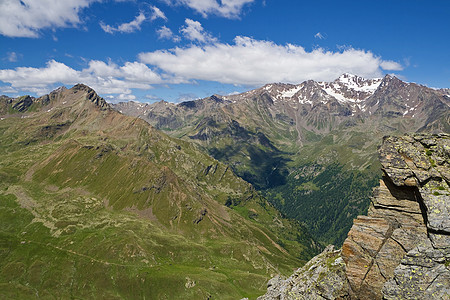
[114,74,449,245]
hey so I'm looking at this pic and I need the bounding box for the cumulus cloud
[380,60,404,71]
[157,26,180,42]
[0,60,80,89]
[0,59,163,97]
[180,19,216,43]
[139,36,393,85]
[100,12,147,34]
[164,0,254,18]
[0,0,96,37]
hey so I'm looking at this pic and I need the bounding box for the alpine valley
[115,74,450,246]
[0,85,319,299]
[0,74,448,299]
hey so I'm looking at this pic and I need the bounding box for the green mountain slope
[0,85,319,299]
[115,74,449,246]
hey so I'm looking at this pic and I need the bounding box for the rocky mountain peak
[11,95,34,112]
[51,86,68,94]
[71,83,95,93]
[317,74,382,104]
[218,75,447,119]
[438,88,450,97]
[69,84,110,110]
[241,74,386,107]
[0,84,111,115]
[377,74,405,90]
[336,72,369,86]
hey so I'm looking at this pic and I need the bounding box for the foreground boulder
[259,133,450,299]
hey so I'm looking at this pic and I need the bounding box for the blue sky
[0,0,449,103]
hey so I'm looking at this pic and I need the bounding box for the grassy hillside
[0,86,318,299]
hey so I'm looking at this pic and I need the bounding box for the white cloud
[0,59,163,97]
[145,94,164,101]
[0,1,167,37]
[164,0,254,18]
[100,12,147,34]
[150,6,167,21]
[157,26,180,42]
[117,93,137,100]
[0,60,80,89]
[105,93,137,104]
[99,23,115,34]
[0,86,18,94]
[380,60,404,71]
[119,61,163,83]
[139,36,390,85]
[180,19,216,43]
[0,0,96,37]
[314,32,324,39]
[6,52,19,62]
[100,6,166,34]
[85,60,122,77]
[177,93,198,102]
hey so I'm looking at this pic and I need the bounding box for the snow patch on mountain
[321,86,352,103]
[317,73,382,104]
[336,73,381,93]
[281,86,302,98]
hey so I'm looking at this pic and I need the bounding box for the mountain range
[0,74,448,298]
[114,73,450,245]
[0,84,319,299]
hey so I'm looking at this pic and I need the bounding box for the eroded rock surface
[257,245,349,300]
[375,134,450,299]
[259,134,449,299]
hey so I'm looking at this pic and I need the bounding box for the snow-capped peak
[227,74,383,107]
[318,74,382,104]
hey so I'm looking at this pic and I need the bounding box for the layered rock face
[259,134,449,299]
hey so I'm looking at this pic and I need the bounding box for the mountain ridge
[0,84,320,299]
[113,74,449,246]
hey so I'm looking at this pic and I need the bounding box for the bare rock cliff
[258,133,449,299]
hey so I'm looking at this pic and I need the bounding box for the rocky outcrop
[72,84,110,110]
[374,134,450,299]
[259,133,449,299]
[257,245,349,300]
[12,95,34,112]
